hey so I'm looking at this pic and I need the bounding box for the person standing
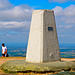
[2,43,7,57]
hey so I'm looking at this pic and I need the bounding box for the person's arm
[5,49,7,53]
[4,47,7,54]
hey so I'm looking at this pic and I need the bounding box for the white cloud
[58,35,64,37]
[0,0,33,43]
[64,5,75,17]
[0,21,29,28]
[0,0,13,9]
[49,0,75,3]
[53,6,63,16]
[57,25,73,29]
[0,0,33,33]
[0,21,31,32]
[53,5,75,43]
[53,5,75,25]
[65,25,73,29]
[0,4,33,21]
[0,0,75,43]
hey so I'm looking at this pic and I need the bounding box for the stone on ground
[0,60,75,73]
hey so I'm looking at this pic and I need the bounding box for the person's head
[2,43,5,47]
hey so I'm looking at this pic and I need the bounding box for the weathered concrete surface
[26,10,61,63]
[0,58,75,74]
[0,60,75,73]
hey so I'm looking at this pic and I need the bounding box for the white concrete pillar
[26,10,61,63]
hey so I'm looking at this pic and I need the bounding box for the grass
[53,71,75,75]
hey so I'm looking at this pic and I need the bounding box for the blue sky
[0,0,75,46]
[9,0,75,9]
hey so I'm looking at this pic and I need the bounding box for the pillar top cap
[33,9,54,12]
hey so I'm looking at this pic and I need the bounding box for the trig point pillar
[26,10,61,63]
